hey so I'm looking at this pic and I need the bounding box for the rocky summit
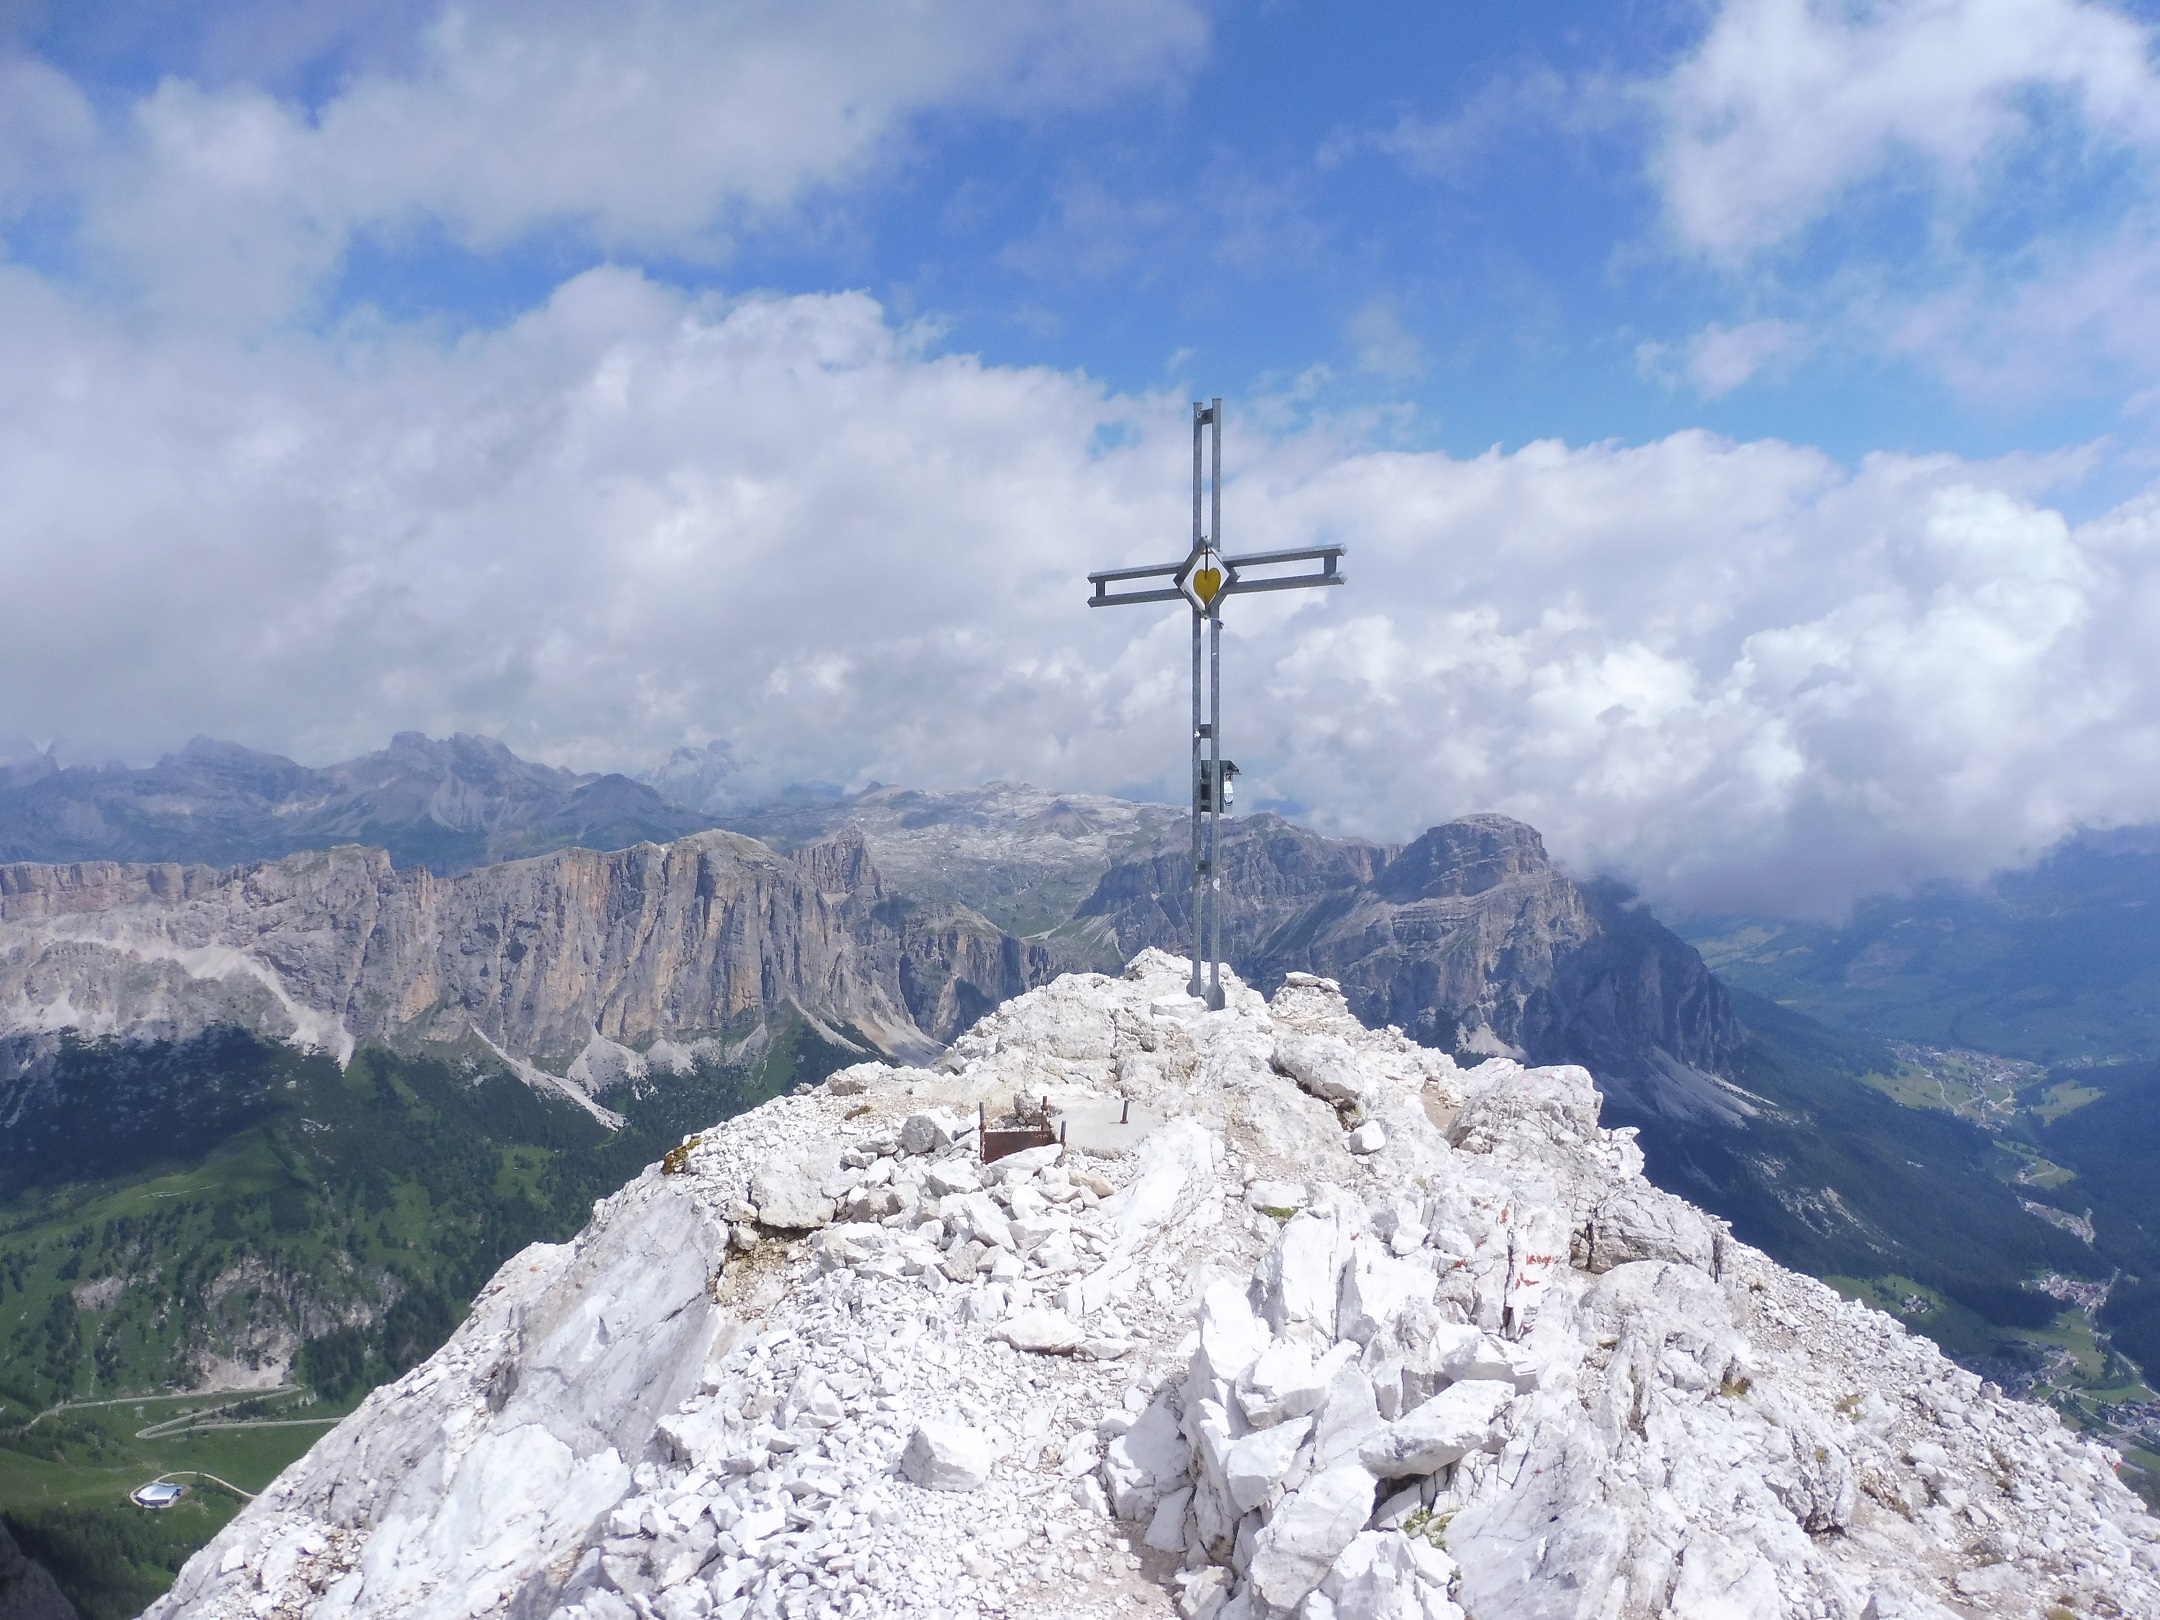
[146,954,2155,1620]
[1072,815,1744,1125]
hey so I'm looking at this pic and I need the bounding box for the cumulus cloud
[1654,0,2160,258]
[3,268,2158,916]
[13,0,1207,320]
[0,268,1188,788]
[1634,0,2160,402]
[1639,319,1806,397]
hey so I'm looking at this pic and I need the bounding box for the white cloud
[1347,68,1579,182]
[0,52,96,205]
[1640,318,1806,396]
[0,266,1185,785]
[3,268,2158,916]
[4,0,2155,919]
[1688,319,1803,395]
[1346,295,1424,378]
[13,0,1208,319]
[1248,432,2155,913]
[1655,0,2160,257]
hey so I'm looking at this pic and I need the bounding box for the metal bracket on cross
[1085,398,1347,1008]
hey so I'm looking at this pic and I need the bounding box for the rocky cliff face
[143,955,2159,1620]
[719,781,1187,937]
[0,1522,76,1620]
[0,735,1745,1118]
[0,829,1029,1116]
[1074,815,1747,1123]
[0,807,1754,1131]
[0,760,1758,1139]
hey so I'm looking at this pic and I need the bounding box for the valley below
[0,1027,865,1614]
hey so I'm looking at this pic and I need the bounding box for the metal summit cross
[1086,398,1346,1009]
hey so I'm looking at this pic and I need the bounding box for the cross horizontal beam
[1086,543,1348,608]
[1085,560,1185,608]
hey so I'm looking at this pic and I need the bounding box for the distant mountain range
[1680,826,2160,1064]
[3,729,2157,1590]
[0,828,1029,1125]
[0,732,711,875]
[23,732,2158,1071]
[0,738,2105,1341]
[0,751,1750,1130]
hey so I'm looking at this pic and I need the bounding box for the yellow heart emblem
[1193,566,1223,604]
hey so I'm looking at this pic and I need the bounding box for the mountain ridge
[0,828,1031,1125]
[1062,813,1748,1125]
[0,734,713,877]
[0,801,1740,1142]
[137,956,2160,1620]
[5,760,2156,1609]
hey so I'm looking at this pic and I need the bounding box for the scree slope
[145,954,2159,1620]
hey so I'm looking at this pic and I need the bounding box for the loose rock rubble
[147,952,2160,1620]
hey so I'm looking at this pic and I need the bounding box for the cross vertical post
[1190,400,1219,1005]
[1086,399,1347,1008]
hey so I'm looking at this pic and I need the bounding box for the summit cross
[1085,398,1347,1008]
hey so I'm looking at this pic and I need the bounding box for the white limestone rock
[141,950,2160,1620]
[1245,1179,1310,1215]
[942,1189,1014,1250]
[900,1421,994,1491]
[924,1158,982,1196]
[1575,1183,1719,1275]
[824,1062,882,1096]
[1336,1244,1430,1345]
[1438,1329,1537,1392]
[1274,1031,1376,1111]
[748,1141,840,1230]
[1196,1281,1271,1388]
[1320,1531,1463,1620]
[1104,1399,1190,1521]
[1246,1462,1378,1611]
[1224,1415,1314,1512]
[997,1308,1082,1355]
[1358,1379,1515,1477]
[1308,1358,1386,1472]
[1254,1208,1354,1341]
[1237,1340,1338,1428]
[900,1108,970,1155]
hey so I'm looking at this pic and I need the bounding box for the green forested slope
[1610,991,2160,1503]
[1614,992,2092,1331]
[0,1017,859,1616]
[2037,1061,2160,1370]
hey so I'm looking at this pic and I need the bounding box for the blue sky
[6,0,2160,913]
[17,0,2154,468]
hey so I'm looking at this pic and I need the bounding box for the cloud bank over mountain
[6,0,2160,917]
[4,269,2152,915]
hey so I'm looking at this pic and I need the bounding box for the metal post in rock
[1085,398,1347,1007]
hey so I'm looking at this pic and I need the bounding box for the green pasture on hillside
[0,1010,867,1614]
